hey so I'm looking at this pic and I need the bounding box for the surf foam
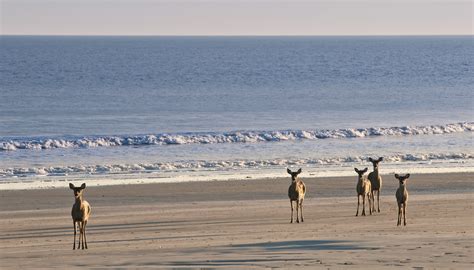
[1,152,472,178]
[1,122,472,151]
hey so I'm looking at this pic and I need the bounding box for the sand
[0,172,473,269]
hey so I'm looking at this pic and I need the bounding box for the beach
[2,6,473,270]
[1,172,472,269]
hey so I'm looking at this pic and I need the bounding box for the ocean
[1,36,473,189]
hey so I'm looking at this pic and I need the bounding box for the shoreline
[1,165,473,191]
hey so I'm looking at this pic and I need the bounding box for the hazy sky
[1,0,472,35]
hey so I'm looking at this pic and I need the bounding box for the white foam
[1,122,472,151]
[0,152,472,179]
[1,163,474,191]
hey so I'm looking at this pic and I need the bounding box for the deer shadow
[227,239,371,251]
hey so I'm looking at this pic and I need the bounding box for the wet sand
[0,172,473,269]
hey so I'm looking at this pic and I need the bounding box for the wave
[1,153,472,178]
[1,122,472,151]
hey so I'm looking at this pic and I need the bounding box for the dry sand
[0,172,473,269]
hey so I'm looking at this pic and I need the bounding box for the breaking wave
[1,122,472,152]
[1,152,472,178]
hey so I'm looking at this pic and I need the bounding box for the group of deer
[287,157,410,227]
[353,157,383,217]
[354,157,410,226]
[70,157,409,250]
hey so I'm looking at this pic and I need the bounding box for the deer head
[69,183,86,199]
[368,157,383,169]
[394,174,410,185]
[354,167,368,179]
[287,168,302,182]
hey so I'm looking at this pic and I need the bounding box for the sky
[1,0,472,36]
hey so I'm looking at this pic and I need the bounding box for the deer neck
[74,195,83,206]
[372,166,379,177]
[399,182,406,191]
[291,179,299,188]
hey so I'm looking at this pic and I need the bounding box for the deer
[69,183,91,250]
[287,168,306,223]
[368,157,383,213]
[354,167,372,216]
[395,174,410,226]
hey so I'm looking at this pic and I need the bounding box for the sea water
[1,36,473,189]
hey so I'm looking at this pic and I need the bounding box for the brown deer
[354,167,372,216]
[368,157,383,212]
[70,183,91,250]
[395,174,410,226]
[287,168,306,223]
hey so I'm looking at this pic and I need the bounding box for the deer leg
[77,221,82,249]
[397,204,401,226]
[403,202,407,226]
[362,194,366,216]
[83,220,88,249]
[300,200,304,223]
[369,194,372,215]
[73,221,76,250]
[370,191,375,213]
[290,200,294,223]
[80,221,85,249]
[356,195,360,216]
[296,200,300,223]
[377,190,381,212]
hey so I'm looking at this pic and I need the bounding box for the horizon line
[2,34,473,37]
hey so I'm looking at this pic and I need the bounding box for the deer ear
[405,174,410,178]
[69,183,75,189]
[297,168,302,174]
[362,168,368,173]
[287,168,292,174]
[354,168,359,173]
[80,183,86,189]
[378,157,383,162]
[369,157,373,162]
[394,174,399,179]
